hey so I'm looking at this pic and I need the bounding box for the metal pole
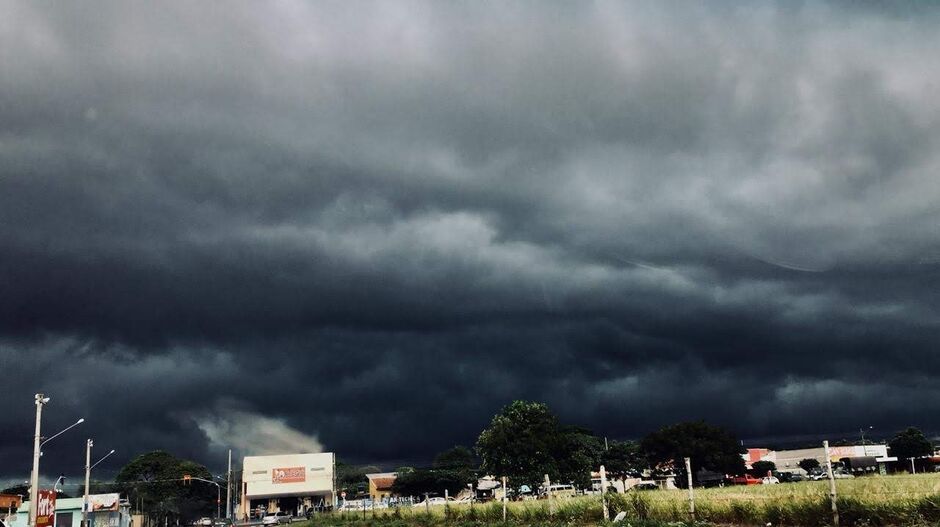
[84,439,93,527]
[29,394,46,527]
[216,485,220,520]
[600,465,609,521]
[911,457,916,474]
[824,441,839,527]
[684,457,695,521]
[226,450,232,521]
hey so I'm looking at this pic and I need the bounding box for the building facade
[239,453,335,519]
[365,473,397,501]
[12,494,131,527]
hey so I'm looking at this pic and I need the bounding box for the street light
[40,419,85,455]
[83,439,116,527]
[29,394,84,527]
[186,477,222,519]
[860,426,873,445]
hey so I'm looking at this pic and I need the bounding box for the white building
[239,453,336,519]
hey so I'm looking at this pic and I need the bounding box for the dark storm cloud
[3,0,940,481]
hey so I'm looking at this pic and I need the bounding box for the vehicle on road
[728,475,761,485]
[213,519,232,527]
[261,512,292,525]
[413,497,453,507]
[761,476,780,485]
[197,518,212,527]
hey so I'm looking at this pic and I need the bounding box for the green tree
[640,421,746,484]
[115,451,216,523]
[336,462,377,497]
[391,468,467,497]
[602,441,646,484]
[476,401,564,490]
[749,460,776,477]
[888,427,934,462]
[556,427,605,489]
[798,458,820,473]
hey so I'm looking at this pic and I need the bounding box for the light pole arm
[40,419,85,448]
[90,450,116,470]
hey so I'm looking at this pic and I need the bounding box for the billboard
[272,467,306,484]
[35,490,56,527]
[87,494,121,512]
[243,453,334,498]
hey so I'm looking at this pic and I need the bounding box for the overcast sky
[3,0,940,485]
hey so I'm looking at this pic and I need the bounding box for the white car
[761,477,779,485]
[261,511,292,525]
[413,497,453,507]
[198,518,213,527]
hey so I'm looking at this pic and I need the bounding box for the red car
[728,475,761,485]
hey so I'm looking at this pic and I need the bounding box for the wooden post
[684,457,695,521]
[544,474,554,517]
[501,476,508,521]
[600,465,609,521]
[824,441,839,527]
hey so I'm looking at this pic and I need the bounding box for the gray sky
[2,1,940,483]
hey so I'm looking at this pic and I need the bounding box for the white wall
[242,453,335,498]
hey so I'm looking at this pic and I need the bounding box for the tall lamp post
[187,477,222,519]
[83,440,115,527]
[29,394,84,527]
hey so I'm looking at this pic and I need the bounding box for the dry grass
[307,473,940,526]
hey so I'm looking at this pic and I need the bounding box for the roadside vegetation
[309,473,940,527]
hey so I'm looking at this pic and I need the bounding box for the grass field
[304,473,940,526]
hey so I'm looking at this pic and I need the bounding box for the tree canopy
[798,458,820,472]
[749,460,776,477]
[476,400,601,490]
[640,421,746,483]
[476,401,564,489]
[115,450,217,522]
[888,427,934,461]
[601,440,646,481]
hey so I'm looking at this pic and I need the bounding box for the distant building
[744,444,893,474]
[11,494,130,527]
[239,453,336,519]
[1,494,23,515]
[365,473,397,501]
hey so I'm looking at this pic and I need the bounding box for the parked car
[261,511,292,525]
[413,497,453,507]
[213,519,232,527]
[761,476,780,485]
[197,518,213,527]
[728,475,761,485]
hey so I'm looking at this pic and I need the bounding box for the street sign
[36,490,56,527]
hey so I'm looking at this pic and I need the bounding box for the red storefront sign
[35,490,56,527]
[272,467,305,484]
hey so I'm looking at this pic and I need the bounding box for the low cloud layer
[2,0,940,482]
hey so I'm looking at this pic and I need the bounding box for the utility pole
[600,465,609,521]
[29,394,48,527]
[84,439,93,527]
[684,457,695,521]
[226,450,232,521]
[824,441,839,527]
